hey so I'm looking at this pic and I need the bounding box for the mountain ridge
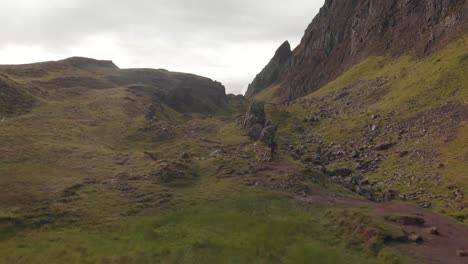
[246,0,468,100]
[0,57,228,115]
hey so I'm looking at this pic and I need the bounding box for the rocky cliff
[247,0,468,100]
[244,41,291,98]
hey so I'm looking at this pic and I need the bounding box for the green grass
[253,84,281,104]
[308,35,468,115]
[261,35,468,222]
[0,191,408,264]
[1,36,465,263]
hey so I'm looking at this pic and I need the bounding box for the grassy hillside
[0,59,420,263]
[261,35,468,222]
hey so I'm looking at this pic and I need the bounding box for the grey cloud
[0,0,325,94]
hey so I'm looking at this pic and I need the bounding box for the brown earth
[249,157,468,264]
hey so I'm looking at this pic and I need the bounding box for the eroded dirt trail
[185,117,468,264]
[252,158,468,264]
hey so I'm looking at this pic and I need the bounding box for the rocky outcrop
[243,101,266,129]
[242,101,277,144]
[109,69,227,113]
[243,101,267,140]
[260,121,278,146]
[247,0,468,100]
[245,41,292,98]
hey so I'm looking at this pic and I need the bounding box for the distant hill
[0,57,227,116]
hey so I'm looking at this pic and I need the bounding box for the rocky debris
[374,142,395,151]
[329,173,379,201]
[144,103,164,123]
[285,98,468,208]
[327,168,354,177]
[392,101,468,141]
[179,152,190,160]
[382,190,400,202]
[151,161,193,183]
[140,116,172,136]
[245,41,292,98]
[419,202,432,209]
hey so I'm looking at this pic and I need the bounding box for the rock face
[109,69,227,113]
[260,122,278,146]
[242,101,277,144]
[244,41,292,98]
[246,0,468,100]
[243,101,266,130]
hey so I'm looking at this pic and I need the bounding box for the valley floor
[0,84,467,264]
[1,37,468,262]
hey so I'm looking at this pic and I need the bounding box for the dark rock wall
[246,0,468,101]
[244,41,292,98]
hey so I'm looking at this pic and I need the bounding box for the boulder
[243,101,266,129]
[374,142,395,151]
[398,150,410,157]
[248,124,264,141]
[382,190,400,202]
[260,124,278,146]
[327,168,354,177]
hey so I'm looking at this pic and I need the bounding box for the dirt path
[295,187,468,264]
[191,123,468,263]
[253,159,468,264]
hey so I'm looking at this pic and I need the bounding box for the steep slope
[245,41,291,98]
[248,0,468,100]
[245,0,467,234]
[262,33,468,222]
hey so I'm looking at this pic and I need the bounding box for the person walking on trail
[270,141,278,158]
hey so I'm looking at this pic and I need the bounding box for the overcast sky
[0,0,325,94]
